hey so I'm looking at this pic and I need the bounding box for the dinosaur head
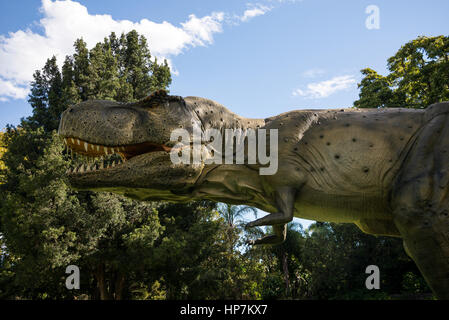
[59,90,267,201]
[58,90,205,200]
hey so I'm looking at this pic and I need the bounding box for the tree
[0,30,266,301]
[269,223,306,298]
[86,42,120,100]
[27,56,64,132]
[0,30,173,299]
[0,130,6,180]
[218,204,258,228]
[299,222,430,299]
[73,38,90,102]
[354,35,449,109]
[353,68,404,109]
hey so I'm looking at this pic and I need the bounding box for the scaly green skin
[58,91,449,299]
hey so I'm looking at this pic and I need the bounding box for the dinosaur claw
[246,239,256,246]
[245,221,255,229]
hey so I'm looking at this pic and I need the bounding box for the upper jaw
[62,136,171,160]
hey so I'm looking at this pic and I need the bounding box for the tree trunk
[282,252,290,297]
[95,263,111,300]
[114,272,126,300]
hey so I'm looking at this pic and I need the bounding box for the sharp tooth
[84,142,88,152]
[64,138,68,145]
[85,165,90,172]
[111,161,115,167]
[100,162,104,169]
[111,147,115,153]
[97,145,100,152]
[71,138,75,144]
[104,147,108,155]
[77,139,80,145]
[120,146,125,151]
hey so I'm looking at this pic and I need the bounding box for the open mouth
[62,137,172,175]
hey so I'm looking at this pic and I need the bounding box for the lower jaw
[67,150,169,182]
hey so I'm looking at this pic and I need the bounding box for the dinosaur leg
[246,186,296,245]
[392,111,449,299]
[393,206,449,299]
[246,186,296,228]
[247,224,287,245]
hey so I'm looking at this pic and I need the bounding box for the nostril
[68,108,74,113]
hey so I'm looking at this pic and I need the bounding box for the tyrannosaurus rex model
[58,90,449,299]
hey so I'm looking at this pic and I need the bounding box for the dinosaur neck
[184,96,265,132]
[184,96,277,178]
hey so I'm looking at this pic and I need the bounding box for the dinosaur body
[58,91,449,299]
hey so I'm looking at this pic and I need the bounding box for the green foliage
[0,30,173,299]
[218,204,258,228]
[401,271,430,294]
[300,222,430,299]
[141,203,267,300]
[268,223,306,299]
[0,131,6,182]
[354,35,449,109]
[0,30,265,300]
[353,68,404,108]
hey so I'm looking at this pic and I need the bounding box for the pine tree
[73,38,90,101]
[87,42,120,99]
[61,56,81,107]
[27,56,65,132]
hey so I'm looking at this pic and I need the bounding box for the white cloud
[240,4,272,22]
[181,12,224,46]
[301,68,325,78]
[0,78,30,100]
[292,75,356,99]
[0,0,228,101]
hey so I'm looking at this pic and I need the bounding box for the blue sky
[1,0,448,228]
